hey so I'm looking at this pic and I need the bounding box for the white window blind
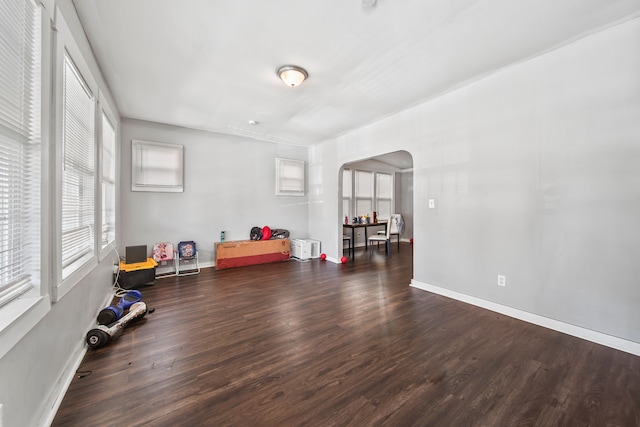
[0,0,41,307]
[131,140,183,192]
[355,170,373,217]
[61,53,95,278]
[275,158,305,196]
[101,113,115,248]
[376,172,393,220]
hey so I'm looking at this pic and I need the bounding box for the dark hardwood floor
[52,243,640,426]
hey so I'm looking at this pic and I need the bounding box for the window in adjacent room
[355,170,373,217]
[61,52,95,279]
[375,172,393,220]
[0,0,42,307]
[343,169,394,221]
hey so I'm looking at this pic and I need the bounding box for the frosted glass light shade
[277,65,308,87]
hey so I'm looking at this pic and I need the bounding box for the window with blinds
[376,172,393,220]
[61,52,95,278]
[131,139,183,192]
[343,169,394,221]
[355,170,373,217]
[101,113,115,248]
[0,0,41,307]
[275,158,305,196]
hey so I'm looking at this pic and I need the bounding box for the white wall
[120,119,309,267]
[308,140,339,261]
[310,18,640,346]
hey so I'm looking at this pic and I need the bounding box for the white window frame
[275,157,305,196]
[0,0,52,360]
[53,10,99,301]
[343,168,395,221]
[375,172,393,221]
[354,170,374,218]
[131,140,184,192]
[99,97,117,253]
[0,0,42,308]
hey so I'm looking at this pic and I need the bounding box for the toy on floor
[86,301,148,349]
[96,290,142,325]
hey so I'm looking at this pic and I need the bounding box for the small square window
[275,158,305,196]
[131,140,184,192]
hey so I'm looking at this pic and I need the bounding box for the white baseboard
[411,279,640,357]
[38,291,113,426]
[38,336,89,427]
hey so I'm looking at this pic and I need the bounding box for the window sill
[0,293,50,359]
[99,242,118,263]
[56,255,98,302]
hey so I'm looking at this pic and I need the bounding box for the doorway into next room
[340,150,413,270]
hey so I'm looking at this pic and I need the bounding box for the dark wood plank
[52,244,640,426]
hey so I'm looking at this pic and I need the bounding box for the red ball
[320,253,327,260]
[340,256,347,264]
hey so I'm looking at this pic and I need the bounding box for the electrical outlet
[428,199,435,209]
[498,275,506,287]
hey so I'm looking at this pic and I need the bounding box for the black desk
[343,221,387,257]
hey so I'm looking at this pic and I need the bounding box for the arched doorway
[339,150,413,269]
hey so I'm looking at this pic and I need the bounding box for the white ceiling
[73,0,640,150]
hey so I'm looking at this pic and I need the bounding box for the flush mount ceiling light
[277,65,308,87]
[361,0,377,7]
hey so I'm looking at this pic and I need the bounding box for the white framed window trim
[0,0,42,308]
[276,158,305,196]
[343,169,395,221]
[60,51,96,279]
[131,139,184,192]
[53,9,99,301]
[0,0,52,359]
[355,170,373,218]
[100,100,117,252]
[376,172,393,220]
